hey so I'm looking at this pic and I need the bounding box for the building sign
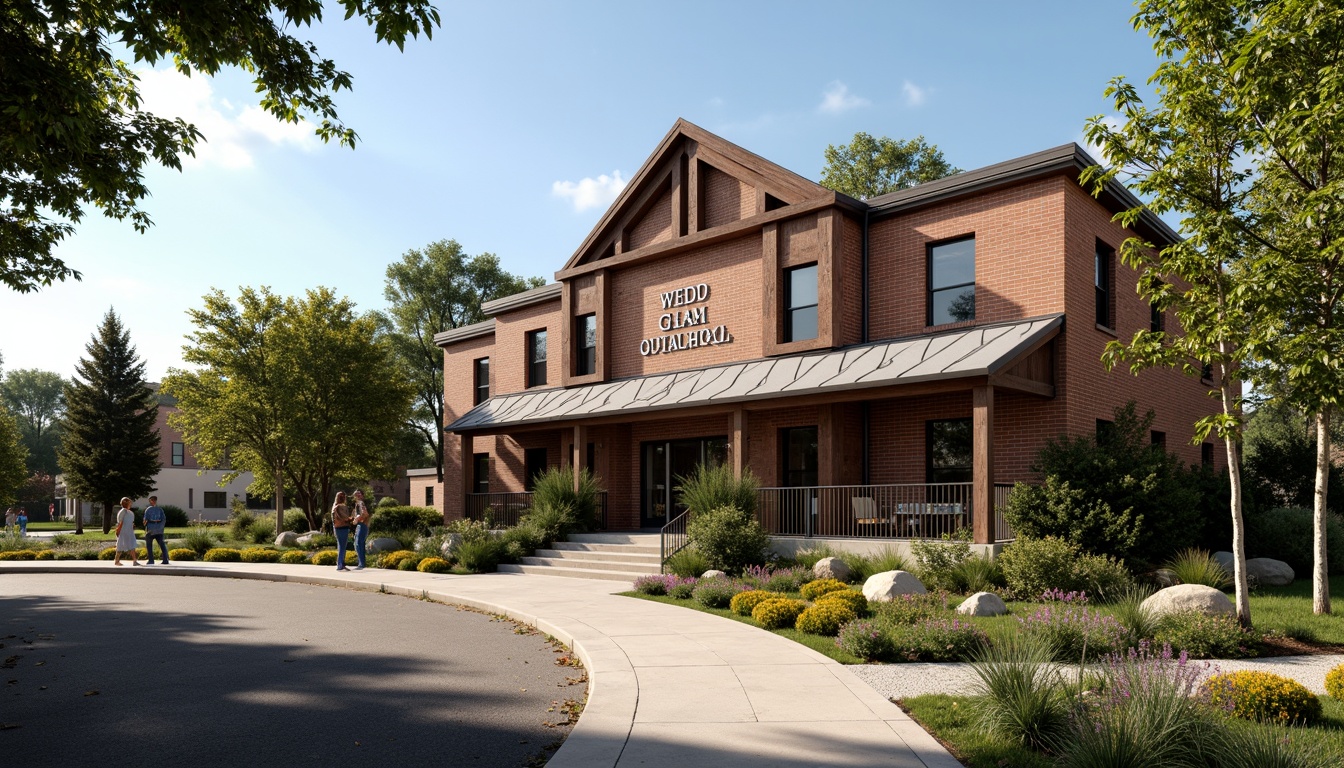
[639,282,733,356]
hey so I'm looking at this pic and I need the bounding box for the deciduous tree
[820,133,959,200]
[1,368,67,475]
[0,410,27,509]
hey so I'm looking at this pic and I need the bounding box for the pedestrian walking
[331,492,353,571]
[4,507,15,532]
[142,496,169,564]
[113,497,140,566]
[16,508,27,535]
[351,490,371,570]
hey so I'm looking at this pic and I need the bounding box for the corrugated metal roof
[446,315,1062,433]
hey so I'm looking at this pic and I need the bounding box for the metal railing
[465,491,608,530]
[755,482,1016,542]
[660,510,691,574]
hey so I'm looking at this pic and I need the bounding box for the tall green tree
[379,240,543,482]
[1082,0,1262,626]
[1,368,67,475]
[0,410,27,509]
[1,0,441,293]
[164,287,414,531]
[820,133,960,199]
[57,310,160,533]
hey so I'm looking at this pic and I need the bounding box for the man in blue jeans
[142,496,169,564]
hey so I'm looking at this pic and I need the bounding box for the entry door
[640,436,728,528]
[779,426,819,535]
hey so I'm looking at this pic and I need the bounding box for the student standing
[351,490,371,571]
[113,497,140,566]
[16,508,27,535]
[142,496,168,564]
[331,492,352,571]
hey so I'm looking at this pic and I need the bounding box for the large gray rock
[439,533,463,557]
[813,556,852,583]
[368,537,402,554]
[274,531,300,548]
[956,592,1008,617]
[1246,558,1294,587]
[862,570,927,602]
[295,531,324,547]
[1141,584,1235,619]
[1213,551,1235,573]
[700,569,728,580]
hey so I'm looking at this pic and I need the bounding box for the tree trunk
[274,464,284,536]
[1314,409,1332,615]
[1220,375,1252,628]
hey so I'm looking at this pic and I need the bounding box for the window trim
[927,236,976,327]
[473,357,490,406]
[526,329,548,387]
[783,263,819,343]
[171,442,185,466]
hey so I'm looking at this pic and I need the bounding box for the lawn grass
[1249,575,1344,645]
[34,526,202,542]
[621,591,865,664]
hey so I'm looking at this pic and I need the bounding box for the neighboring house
[436,119,1227,546]
[55,386,260,523]
[406,467,443,513]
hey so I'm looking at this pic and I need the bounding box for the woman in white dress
[114,497,140,566]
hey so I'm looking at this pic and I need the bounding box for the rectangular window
[783,264,819,342]
[1150,282,1165,332]
[1201,362,1214,382]
[1096,419,1115,446]
[928,237,976,326]
[575,314,597,375]
[1202,442,1215,467]
[527,330,548,387]
[171,442,184,466]
[781,427,819,488]
[1096,241,1114,328]
[473,358,490,405]
[524,448,547,492]
[203,491,227,509]
[1151,430,1166,449]
[472,453,490,494]
[927,419,973,483]
[425,486,434,506]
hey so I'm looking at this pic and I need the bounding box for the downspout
[861,206,871,485]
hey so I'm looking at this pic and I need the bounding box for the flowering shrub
[1017,603,1130,662]
[397,553,426,570]
[795,601,857,636]
[668,577,697,599]
[836,620,892,661]
[377,549,419,570]
[310,550,340,566]
[240,547,281,563]
[763,566,815,593]
[1099,642,1216,709]
[800,578,849,600]
[1326,663,1344,700]
[887,618,988,662]
[752,598,807,629]
[0,549,38,560]
[35,550,55,560]
[168,548,196,561]
[693,578,747,609]
[203,548,242,562]
[277,550,309,564]
[1154,611,1257,659]
[417,557,451,573]
[633,575,669,595]
[1204,670,1321,724]
[99,547,147,560]
[871,591,953,626]
[815,588,868,617]
[730,590,785,617]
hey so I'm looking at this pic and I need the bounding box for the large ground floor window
[640,435,727,528]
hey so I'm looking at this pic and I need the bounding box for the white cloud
[818,81,870,114]
[552,171,628,213]
[134,68,319,169]
[1076,115,1124,166]
[901,80,928,107]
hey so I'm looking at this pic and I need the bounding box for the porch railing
[755,482,1016,542]
[660,510,691,574]
[465,491,608,530]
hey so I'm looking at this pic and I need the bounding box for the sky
[1,1,1163,383]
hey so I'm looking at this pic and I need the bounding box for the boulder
[1245,558,1294,587]
[274,531,300,548]
[956,592,1008,617]
[813,556,852,583]
[1141,584,1235,619]
[439,533,463,557]
[862,570,927,602]
[1153,568,1178,587]
[295,531,324,546]
[700,569,728,580]
[1213,551,1235,573]
[368,537,402,554]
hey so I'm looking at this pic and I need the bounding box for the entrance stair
[497,532,661,583]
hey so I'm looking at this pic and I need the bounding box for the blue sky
[2,1,1161,382]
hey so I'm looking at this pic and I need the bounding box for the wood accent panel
[762,223,780,350]
[572,425,588,492]
[732,408,746,479]
[672,152,687,237]
[695,143,817,203]
[972,385,995,545]
[563,270,610,388]
[988,373,1055,398]
[1004,343,1053,384]
[687,147,701,235]
[764,209,843,357]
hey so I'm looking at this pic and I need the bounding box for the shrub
[687,504,770,574]
[1154,611,1257,659]
[520,502,577,544]
[99,547,147,560]
[500,523,546,557]
[283,508,309,533]
[855,546,911,581]
[417,556,451,573]
[954,554,1004,595]
[240,547,281,563]
[311,550,341,566]
[799,578,849,600]
[35,550,55,560]
[677,462,758,517]
[836,620,892,661]
[969,632,1067,751]
[377,496,400,509]
[692,578,746,609]
[816,588,868,617]
[762,566,813,593]
[1205,670,1322,724]
[795,601,857,636]
[752,598,807,629]
[165,548,193,561]
[730,589,785,616]
[887,618,988,662]
[1164,548,1231,589]
[998,536,1078,599]
[228,509,257,542]
[456,538,505,573]
[530,466,603,531]
[662,547,712,578]
[368,506,442,535]
[182,526,219,555]
[1017,600,1131,663]
[160,504,189,527]
[1245,507,1344,575]
[0,550,38,560]
[305,533,336,550]
[378,550,420,570]
[203,548,242,562]
[634,575,670,596]
[1326,663,1344,700]
[246,519,275,544]
[910,534,975,592]
[872,591,953,626]
[397,553,426,571]
[667,578,697,599]
[1072,552,1136,601]
[278,550,309,564]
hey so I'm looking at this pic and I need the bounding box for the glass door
[640,435,728,528]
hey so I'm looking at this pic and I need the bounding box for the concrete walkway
[0,561,959,768]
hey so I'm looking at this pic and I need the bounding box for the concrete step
[497,563,649,583]
[550,541,662,556]
[534,548,661,565]
[519,555,660,574]
[568,532,661,546]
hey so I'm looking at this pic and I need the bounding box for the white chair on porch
[851,497,883,525]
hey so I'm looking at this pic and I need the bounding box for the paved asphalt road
[0,573,586,767]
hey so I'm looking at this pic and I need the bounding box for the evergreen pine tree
[58,310,160,534]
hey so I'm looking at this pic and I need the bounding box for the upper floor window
[1150,280,1165,332]
[1096,241,1115,329]
[473,357,490,405]
[425,486,435,506]
[575,314,597,376]
[1201,442,1215,467]
[783,264,818,342]
[527,329,548,387]
[928,237,975,326]
[171,442,184,466]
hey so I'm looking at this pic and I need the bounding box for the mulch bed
[1256,634,1344,657]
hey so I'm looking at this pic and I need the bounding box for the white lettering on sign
[640,282,732,356]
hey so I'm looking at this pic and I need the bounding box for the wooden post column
[972,385,995,545]
[572,425,588,493]
[461,433,474,520]
[732,409,747,480]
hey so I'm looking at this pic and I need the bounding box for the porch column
[972,385,995,545]
[460,433,474,521]
[572,424,588,492]
[732,408,747,480]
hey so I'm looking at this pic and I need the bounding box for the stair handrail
[659,510,691,574]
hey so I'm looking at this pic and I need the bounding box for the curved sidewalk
[0,561,958,768]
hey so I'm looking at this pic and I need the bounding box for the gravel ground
[851,654,1344,701]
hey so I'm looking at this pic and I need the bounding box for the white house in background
[54,386,261,523]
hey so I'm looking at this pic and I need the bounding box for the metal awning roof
[447,314,1062,433]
